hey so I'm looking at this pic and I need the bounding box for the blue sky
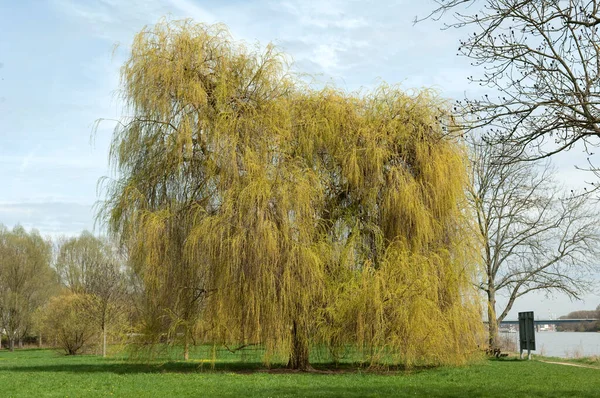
[0,0,597,317]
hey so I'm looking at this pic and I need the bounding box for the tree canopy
[0,225,55,351]
[100,20,482,369]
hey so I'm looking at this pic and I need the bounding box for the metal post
[518,311,536,360]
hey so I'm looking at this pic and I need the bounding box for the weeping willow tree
[100,19,482,369]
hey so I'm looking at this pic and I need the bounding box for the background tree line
[0,227,132,356]
[557,305,600,332]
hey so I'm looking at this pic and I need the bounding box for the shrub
[40,293,97,355]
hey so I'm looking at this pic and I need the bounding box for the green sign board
[518,311,536,358]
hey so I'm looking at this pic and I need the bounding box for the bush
[40,293,97,355]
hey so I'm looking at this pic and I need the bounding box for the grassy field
[1,348,599,397]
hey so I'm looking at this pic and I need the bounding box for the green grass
[1,349,600,397]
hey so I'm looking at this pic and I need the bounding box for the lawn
[1,348,599,397]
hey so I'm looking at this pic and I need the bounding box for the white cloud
[2,154,103,170]
[52,0,216,42]
[166,0,216,23]
[19,150,36,173]
[0,202,96,237]
[279,0,367,29]
[313,44,339,73]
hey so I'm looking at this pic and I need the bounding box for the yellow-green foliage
[40,293,98,355]
[101,19,482,368]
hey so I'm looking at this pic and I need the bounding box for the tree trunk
[183,326,190,361]
[38,332,42,348]
[487,287,498,349]
[102,326,107,358]
[287,320,311,371]
[183,339,189,361]
[9,337,14,352]
[18,338,23,349]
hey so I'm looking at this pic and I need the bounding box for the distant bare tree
[424,0,600,179]
[468,135,600,348]
[56,231,127,357]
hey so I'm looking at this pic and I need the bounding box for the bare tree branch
[467,134,600,348]
[424,0,600,184]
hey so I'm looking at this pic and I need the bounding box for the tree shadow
[2,359,439,375]
[3,361,268,374]
[487,356,523,362]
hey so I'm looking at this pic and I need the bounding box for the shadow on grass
[4,361,262,374]
[2,359,438,375]
[487,356,523,362]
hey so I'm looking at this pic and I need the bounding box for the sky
[0,0,598,319]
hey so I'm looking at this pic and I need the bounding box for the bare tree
[468,135,600,348]
[424,0,600,177]
[55,231,127,357]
